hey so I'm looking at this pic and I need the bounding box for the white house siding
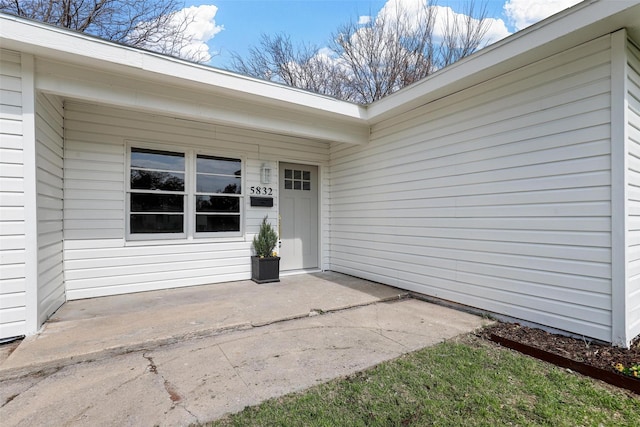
[35,93,65,324]
[626,38,640,341]
[0,50,27,338]
[63,101,329,299]
[330,35,614,341]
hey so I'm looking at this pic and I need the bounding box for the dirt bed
[480,322,639,379]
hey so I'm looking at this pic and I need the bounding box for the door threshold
[280,268,322,277]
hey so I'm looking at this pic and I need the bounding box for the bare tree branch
[230,33,352,100]
[0,0,212,62]
[230,1,492,104]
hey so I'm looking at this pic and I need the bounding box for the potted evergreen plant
[251,216,280,283]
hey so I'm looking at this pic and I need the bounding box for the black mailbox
[250,197,274,207]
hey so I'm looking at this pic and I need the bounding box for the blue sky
[177,0,582,68]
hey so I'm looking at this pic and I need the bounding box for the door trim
[278,161,321,271]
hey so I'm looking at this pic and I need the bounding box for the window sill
[125,235,246,247]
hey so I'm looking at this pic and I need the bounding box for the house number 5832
[250,186,273,195]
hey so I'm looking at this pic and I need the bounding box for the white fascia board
[0,14,366,123]
[138,53,365,121]
[367,0,640,123]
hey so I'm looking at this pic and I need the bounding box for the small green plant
[252,216,278,258]
[614,362,639,378]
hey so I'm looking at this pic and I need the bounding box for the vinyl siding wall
[63,102,329,299]
[330,35,614,341]
[35,93,65,324]
[0,50,27,338]
[626,38,640,340]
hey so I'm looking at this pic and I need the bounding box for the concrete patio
[0,272,490,425]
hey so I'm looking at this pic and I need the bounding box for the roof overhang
[0,13,369,145]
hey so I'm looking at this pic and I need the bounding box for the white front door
[279,163,318,271]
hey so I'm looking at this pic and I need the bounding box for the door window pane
[284,168,311,191]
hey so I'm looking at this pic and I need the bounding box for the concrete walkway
[0,272,489,426]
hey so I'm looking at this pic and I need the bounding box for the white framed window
[195,154,242,235]
[129,147,186,238]
[126,145,243,240]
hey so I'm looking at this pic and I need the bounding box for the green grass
[206,336,639,427]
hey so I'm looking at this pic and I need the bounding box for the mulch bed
[480,322,640,394]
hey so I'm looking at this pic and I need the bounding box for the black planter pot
[251,256,280,283]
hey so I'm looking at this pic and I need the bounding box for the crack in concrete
[143,351,199,424]
[250,295,409,329]
[163,379,182,403]
[181,404,199,424]
[70,405,94,425]
[143,352,158,374]
[1,295,410,383]
[1,366,62,408]
[375,329,411,350]
[366,303,412,350]
[217,344,250,389]
[142,352,183,406]
[1,393,19,408]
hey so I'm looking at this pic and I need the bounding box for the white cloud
[504,0,582,31]
[376,0,427,30]
[171,5,224,62]
[327,1,511,79]
[317,47,338,60]
[358,15,372,25]
[373,0,583,46]
[133,5,223,63]
[428,5,510,45]
[483,16,512,44]
[373,1,511,47]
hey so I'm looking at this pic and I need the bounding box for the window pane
[294,170,302,179]
[294,181,301,190]
[303,171,311,180]
[131,214,183,233]
[303,181,311,191]
[197,155,241,175]
[285,180,292,189]
[197,175,241,194]
[196,215,240,232]
[131,148,184,171]
[196,196,240,213]
[131,194,184,212]
[285,169,292,179]
[131,170,185,191]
